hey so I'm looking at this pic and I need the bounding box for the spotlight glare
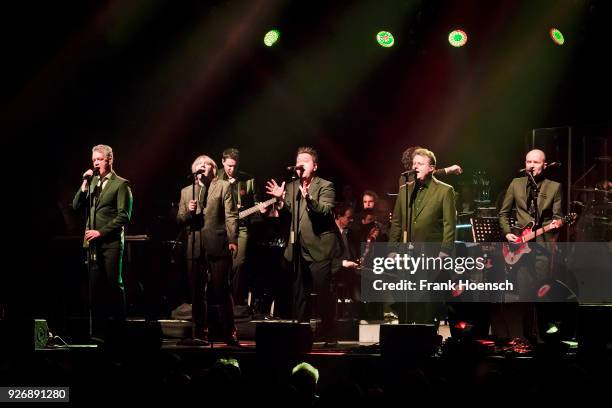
[448,29,468,47]
[264,29,280,47]
[376,31,395,48]
[549,28,564,45]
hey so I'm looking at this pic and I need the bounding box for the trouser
[89,245,126,338]
[187,255,235,339]
[284,256,337,341]
[231,227,249,306]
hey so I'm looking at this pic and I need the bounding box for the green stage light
[448,29,468,47]
[264,29,280,47]
[550,28,564,45]
[546,324,559,335]
[376,31,395,48]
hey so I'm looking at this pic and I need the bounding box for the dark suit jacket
[281,176,341,262]
[217,169,258,209]
[389,176,456,251]
[72,171,133,249]
[499,177,563,239]
[177,178,238,258]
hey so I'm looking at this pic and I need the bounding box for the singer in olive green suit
[389,177,457,252]
[499,176,563,242]
[73,168,133,338]
[388,148,456,325]
[496,149,564,342]
[218,165,258,308]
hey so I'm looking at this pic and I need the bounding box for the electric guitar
[502,213,577,265]
[238,197,278,220]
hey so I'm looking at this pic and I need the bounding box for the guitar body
[502,214,576,265]
[503,222,534,264]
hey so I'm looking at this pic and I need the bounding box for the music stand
[470,217,504,243]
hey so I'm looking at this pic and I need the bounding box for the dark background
[2,0,610,320]
[4,0,610,236]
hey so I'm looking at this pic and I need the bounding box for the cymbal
[573,187,611,194]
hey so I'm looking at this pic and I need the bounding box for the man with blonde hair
[177,154,239,346]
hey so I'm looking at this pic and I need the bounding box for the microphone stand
[86,175,95,339]
[83,171,99,339]
[189,172,201,342]
[290,170,301,323]
[401,171,417,323]
[526,169,541,228]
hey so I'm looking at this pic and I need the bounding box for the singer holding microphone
[266,146,342,344]
[72,144,133,341]
[498,149,563,342]
[388,148,457,324]
[176,154,239,346]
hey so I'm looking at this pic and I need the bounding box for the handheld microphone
[400,169,418,176]
[83,168,100,180]
[287,165,305,171]
[187,168,207,179]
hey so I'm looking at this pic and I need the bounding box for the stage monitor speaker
[379,324,438,359]
[106,319,162,353]
[34,319,49,350]
[577,304,612,357]
[256,322,312,356]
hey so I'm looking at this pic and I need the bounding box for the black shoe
[224,335,241,348]
[90,336,105,345]
[177,337,209,347]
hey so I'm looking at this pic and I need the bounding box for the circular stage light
[550,28,564,45]
[376,31,395,48]
[264,29,280,47]
[448,29,468,47]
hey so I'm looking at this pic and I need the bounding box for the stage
[3,317,609,404]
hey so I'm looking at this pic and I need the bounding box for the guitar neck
[238,198,277,219]
[522,222,557,243]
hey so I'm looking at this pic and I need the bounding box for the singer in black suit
[266,147,342,342]
[73,144,133,339]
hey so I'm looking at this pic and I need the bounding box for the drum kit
[571,156,611,242]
